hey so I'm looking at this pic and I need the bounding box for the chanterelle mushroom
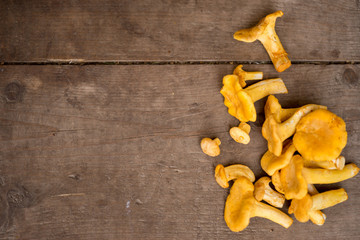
[289,189,348,223]
[215,164,255,188]
[293,109,347,162]
[229,122,251,144]
[224,177,293,232]
[254,176,285,208]
[262,103,326,156]
[234,11,291,72]
[281,155,359,200]
[280,155,308,200]
[233,65,263,87]
[200,138,221,157]
[261,139,296,176]
[220,75,287,122]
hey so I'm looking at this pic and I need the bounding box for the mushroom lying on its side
[234,11,291,72]
[221,75,288,122]
[224,177,293,232]
[215,164,255,188]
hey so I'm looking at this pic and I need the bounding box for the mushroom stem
[233,65,263,87]
[215,164,255,188]
[307,184,326,226]
[254,177,285,208]
[262,187,285,208]
[308,210,326,226]
[234,11,291,72]
[253,201,293,228]
[245,78,288,102]
[303,156,345,170]
[302,163,359,184]
[311,189,348,211]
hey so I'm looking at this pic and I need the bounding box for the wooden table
[0,1,359,239]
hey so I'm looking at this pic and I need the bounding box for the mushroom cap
[224,177,255,232]
[233,65,247,87]
[200,138,221,157]
[261,139,296,176]
[264,95,282,120]
[271,170,285,194]
[293,109,347,161]
[230,126,250,144]
[214,164,229,188]
[254,177,271,201]
[220,75,256,122]
[288,194,313,222]
[280,155,308,200]
[262,114,282,156]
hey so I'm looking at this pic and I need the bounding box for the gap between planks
[1,60,360,66]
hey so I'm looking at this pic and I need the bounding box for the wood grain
[0,64,359,239]
[0,0,359,62]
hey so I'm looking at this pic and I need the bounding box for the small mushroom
[229,122,251,144]
[262,104,327,156]
[224,177,293,232]
[215,164,255,188]
[303,156,345,170]
[200,138,221,157]
[289,189,348,223]
[221,75,288,122]
[254,177,285,208]
[261,139,296,176]
[293,109,348,161]
[234,11,291,72]
[233,65,263,87]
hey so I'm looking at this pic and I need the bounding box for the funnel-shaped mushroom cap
[224,177,255,232]
[220,75,255,122]
[280,155,308,200]
[288,194,313,222]
[294,109,347,161]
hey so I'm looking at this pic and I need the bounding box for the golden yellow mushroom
[233,65,263,87]
[215,164,255,188]
[234,11,291,72]
[221,75,287,122]
[293,109,348,162]
[229,122,251,144]
[224,177,293,232]
[254,176,285,208]
[200,138,221,157]
[262,104,326,156]
[289,189,348,223]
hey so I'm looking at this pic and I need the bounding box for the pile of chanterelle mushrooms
[200,11,359,232]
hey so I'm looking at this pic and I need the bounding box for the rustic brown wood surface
[0,64,359,239]
[1,0,360,62]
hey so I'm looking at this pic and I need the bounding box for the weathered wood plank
[0,0,359,62]
[0,64,359,239]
